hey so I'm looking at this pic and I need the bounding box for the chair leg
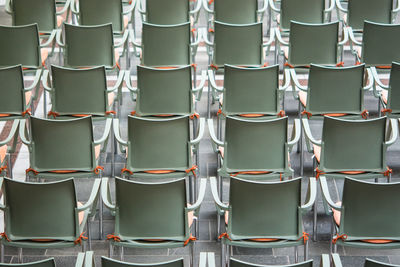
[17,248,22,263]
[120,246,124,261]
[330,218,334,254]
[221,242,225,267]
[1,243,4,263]
[190,241,195,267]
[87,219,92,251]
[294,246,298,263]
[7,155,12,179]
[304,239,309,260]
[108,242,113,258]
[99,193,103,239]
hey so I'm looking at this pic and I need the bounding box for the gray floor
[2,3,400,267]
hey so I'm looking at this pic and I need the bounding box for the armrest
[289,69,307,91]
[190,29,201,47]
[75,252,85,267]
[268,0,280,12]
[122,0,136,14]
[0,120,19,146]
[193,70,207,92]
[187,178,207,212]
[56,29,65,47]
[275,28,289,46]
[40,29,57,47]
[108,70,125,92]
[202,0,213,14]
[191,118,205,145]
[101,178,117,211]
[325,0,335,13]
[202,28,213,47]
[5,0,13,14]
[279,68,291,90]
[207,119,224,146]
[19,119,31,145]
[137,0,145,14]
[338,26,349,46]
[113,119,128,146]
[321,254,332,267]
[331,254,343,267]
[363,66,373,90]
[26,69,43,91]
[288,119,301,147]
[199,253,208,267]
[124,70,137,93]
[94,118,112,145]
[370,67,390,89]
[300,178,317,211]
[128,29,142,48]
[0,178,5,210]
[263,27,275,47]
[190,0,202,15]
[83,251,94,267]
[207,253,216,267]
[385,119,398,146]
[77,179,101,212]
[210,177,229,210]
[302,118,322,146]
[115,30,129,48]
[56,0,71,15]
[70,0,79,14]
[207,70,223,92]
[320,176,342,210]
[347,27,362,46]
[257,0,268,14]
[41,70,52,92]
[335,0,347,12]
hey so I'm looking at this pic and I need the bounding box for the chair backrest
[227,177,302,240]
[230,259,313,267]
[362,21,400,67]
[78,0,125,33]
[3,178,79,241]
[101,257,184,267]
[0,65,27,116]
[365,259,400,267]
[279,0,325,31]
[114,178,189,241]
[0,24,41,69]
[63,23,115,68]
[347,0,393,31]
[141,22,191,67]
[0,258,56,267]
[305,64,365,115]
[224,116,288,173]
[51,65,110,116]
[145,0,190,25]
[29,116,96,172]
[213,21,263,67]
[387,62,400,114]
[288,21,339,66]
[127,115,191,172]
[222,64,280,116]
[213,0,258,24]
[320,116,386,172]
[11,0,57,33]
[339,178,400,241]
[136,65,193,116]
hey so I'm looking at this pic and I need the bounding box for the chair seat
[381,89,388,104]
[41,48,48,66]
[0,145,7,163]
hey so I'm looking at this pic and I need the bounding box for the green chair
[56,23,128,70]
[130,22,199,67]
[126,65,206,116]
[0,119,19,178]
[137,0,201,25]
[42,65,122,119]
[329,253,400,267]
[269,0,334,32]
[0,252,85,266]
[101,177,207,266]
[202,0,267,24]
[320,177,400,252]
[0,177,101,262]
[210,176,316,266]
[336,0,399,31]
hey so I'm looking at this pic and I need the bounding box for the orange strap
[191,63,197,72]
[22,109,31,117]
[216,109,224,116]
[332,234,348,244]
[190,113,200,119]
[107,234,121,242]
[0,232,11,242]
[121,167,133,175]
[277,110,285,117]
[376,66,392,69]
[231,171,271,177]
[208,0,213,4]
[208,28,215,33]
[301,110,312,119]
[315,167,325,179]
[0,165,7,175]
[105,111,116,115]
[297,232,309,244]
[284,62,294,68]
[185,165,198,178]
[183,234,196,246]
[130,111,136,116]
[115,62,121,70]
[383,167,392,177]
[355,61,362,66]
[210,64,218,70]
[382,108,392,115]
[26,168,39,175]
[74,232,88,245]
[262,62,269,67]
[361,109,369,119]
[336,62,345,67]
[94,166,104,175]
[218,232,232,241]
[47,111,59,117]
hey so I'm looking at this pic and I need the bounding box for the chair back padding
[3,178,79,241]
[136,65,193,116]
[114,178,189,241]
[223,64,280,116]
[320,116,386,172]
[280,0,325,31]
[224,116,288,173]
[0,65,27,115]
[141,22,191,67]
[0,258,56,267]
[11,0,56,33]
[0,24,41,68]
[364,259,400,267]
[339,178,400,241]
[387,62,400,114]
[214,0,258,24]
[64,23,115,68]
[230,258,313,267]
[213,21,263,67]
[127,115,191,172]
[51,65,109,116]
[347,0,393,31]
[29,116,96,172]
[102,257,184,267]
[362,22,400,67]
[288,21,339,66]
[227,177,302,240]
[78,0,124,33]
[145,0,189,25]
[306,64,365,115]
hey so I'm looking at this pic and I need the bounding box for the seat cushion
[381,89,388,104]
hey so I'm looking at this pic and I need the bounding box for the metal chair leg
[18,248,22,263]
[294,246,298,263]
